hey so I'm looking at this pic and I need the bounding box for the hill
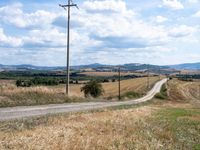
[168,62,200,70]
[0,63,168,72]
[1,62,200,72]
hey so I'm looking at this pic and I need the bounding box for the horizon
[1,61,200,67]
[0,0,200,66]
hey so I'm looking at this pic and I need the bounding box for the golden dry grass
[0,79,200,150]
[0,101,199,150]
[0,106,157,150]
[78,71,144,77]
[102,77,159,98]
[67,76,159,98]
[168,79,200,103]
[0,76,159,104]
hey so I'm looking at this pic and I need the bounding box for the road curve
[0,79,167,121]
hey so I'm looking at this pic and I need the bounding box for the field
[78,71,145,77]
[0,77,159,107]
[168,79,200,104]
[0,78,199,149]
[0,79,200,149]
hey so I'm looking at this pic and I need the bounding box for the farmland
[78,71,145,77]
[0,79,200,149]
[0,76,160,107]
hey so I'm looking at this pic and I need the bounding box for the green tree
[81,80,104,98]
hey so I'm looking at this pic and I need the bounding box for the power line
[59,0,78,95]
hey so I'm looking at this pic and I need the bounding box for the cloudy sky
[0,0,200,66]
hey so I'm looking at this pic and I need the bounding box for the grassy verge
[0,92,87,108]
[154,84,168,99]
[121,91,144,99]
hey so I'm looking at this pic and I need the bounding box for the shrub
[112,79,116,82]
[81,80,104,98]
[75,80,79,84]
[103,79,109,83]
[122,91,142,99]
[155,93,166,99]
[16,80,32,87]
[155,84,168,99]
[16,78,59,87]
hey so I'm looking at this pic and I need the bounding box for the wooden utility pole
[147,64,150,90]
[59,1,78,95]
[199,85,200,99]
[159,67,161,80]
[118,67,121,100]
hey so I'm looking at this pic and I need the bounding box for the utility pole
[118,67,121,100]
[147,64,150,90]
[159,67,161,80]
[199,85,200,99]
[59,0,78,95]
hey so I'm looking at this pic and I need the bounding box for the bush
[155,84,168,99]
[16,78,59,87]
[16,80,32,87]
[103,79,109,83]
[122,91,142,99]
[81,80,104,98]
[155,93,166,99]
[112,79,116,82]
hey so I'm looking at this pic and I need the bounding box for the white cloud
[168,25,197,37]
[0,28,22,47]
[188,0,199,3]
[0,3,57,28]
[162,0,184,10]
[83,0,127,13]
[154,16,168,23]
[193,11,200,17]
[0,0,199,66]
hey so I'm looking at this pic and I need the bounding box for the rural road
[0,79,167,121]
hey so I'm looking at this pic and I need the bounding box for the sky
[0,0,200,66]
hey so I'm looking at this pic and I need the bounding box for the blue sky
[0,0,200,66]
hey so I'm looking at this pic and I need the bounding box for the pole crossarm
[59,4,78,8]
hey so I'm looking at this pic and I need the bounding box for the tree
[81,80,104,98]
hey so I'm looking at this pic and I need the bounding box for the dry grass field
[180,70,200,75]
[0,77,159,107]
[0,101,199,149]
[0,79,200,149]
[168,79,200,105]
[78,71,145,77]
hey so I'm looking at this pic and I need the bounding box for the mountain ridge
[0,62,200,71]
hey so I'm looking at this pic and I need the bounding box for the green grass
[150,108,200,149]
[155,84,168,99]
[122,91,143,99]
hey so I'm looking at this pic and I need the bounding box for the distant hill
[168,62,200,70]
[71,63,110,70]
[0,63,168,73]
[0,64,65,71]
[1,62,200,72]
